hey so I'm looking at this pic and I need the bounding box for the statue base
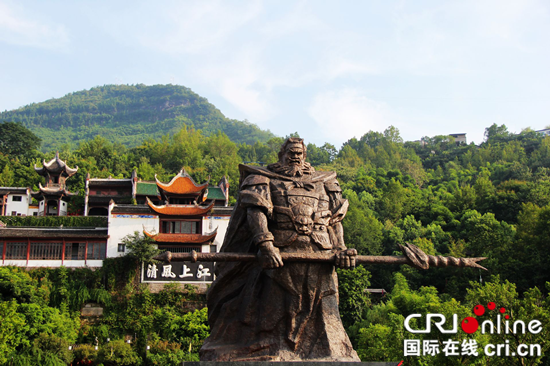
[183,362,401,366]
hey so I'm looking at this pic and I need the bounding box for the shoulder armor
[331,199,349,224]
[324,180,342,193]
[241,174,270,188]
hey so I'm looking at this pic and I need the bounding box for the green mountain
[0,84,274,151]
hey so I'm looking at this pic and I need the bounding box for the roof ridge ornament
[34,152,78,177]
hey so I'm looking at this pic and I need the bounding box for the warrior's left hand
[335,248,357,269]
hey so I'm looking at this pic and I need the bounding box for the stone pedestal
[183,362,402,366]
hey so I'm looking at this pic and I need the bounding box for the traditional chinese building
[85,171,137,216]
[1,226,108,267]
[143,170,218,255]
[1,164,233,278]
[33,152,78,216]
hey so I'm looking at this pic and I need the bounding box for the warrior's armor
[240,170,349,254]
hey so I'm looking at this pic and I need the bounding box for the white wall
[27,260,63,267]
[5,193,30,216]
[2,260,27,266]
[59,201,68,216]
[63,260,87,267]
[108,213,159,258]
[28,206,39,216]
[205,215,231,252]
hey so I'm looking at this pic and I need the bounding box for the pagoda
[33,152,78,216]
[143,169,217,253]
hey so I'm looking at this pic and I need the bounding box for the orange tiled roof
[155,170,208,195]
[143,229,217,244]
[146,198,214,216]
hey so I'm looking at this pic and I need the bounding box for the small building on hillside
[535,128,550,137]
[448,133,467,145]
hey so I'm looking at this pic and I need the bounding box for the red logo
[460,302,508,333]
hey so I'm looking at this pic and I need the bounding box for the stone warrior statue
[200,138,362,361]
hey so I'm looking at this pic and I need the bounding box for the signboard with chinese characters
[141,261,215,283]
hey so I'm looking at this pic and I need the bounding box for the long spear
[153,243,487,270]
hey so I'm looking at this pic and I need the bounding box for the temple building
[0,159,233,279]
[142,170,218,255]
[85,171,137,216]
[33,152,78,216]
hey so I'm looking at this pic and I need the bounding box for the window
[88,242,106,260]
[12,196,22,202]
[66,242,86,260]
[11,211,16,216]
[161,220,199,234]
[168,198,194,204]
[29,242,62,260]
[158,246,201,253]
[5,242,26,260]
[0,241,3,260]
[118,244,126,253]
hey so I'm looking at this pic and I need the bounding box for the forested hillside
[2,122,550,365]
[0,84,274,151]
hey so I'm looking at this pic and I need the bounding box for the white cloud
[0,2,69,49]
[216,53,276,122]
[260,0,325,37]
[308,89,394,144]
[471,0,549,45]
[133,1,262,55]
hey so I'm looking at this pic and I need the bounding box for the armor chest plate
[269,179,329,212]
[268,178,333,250]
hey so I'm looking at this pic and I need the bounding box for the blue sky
[1,0,549,147]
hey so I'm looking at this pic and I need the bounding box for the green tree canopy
[0,121,41,157]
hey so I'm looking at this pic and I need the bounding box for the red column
[2,240,5,263]
[62,238,66,264]
[85,240,88,265]
[26,238,30,266]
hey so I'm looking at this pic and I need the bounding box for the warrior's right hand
[258,241,284,269]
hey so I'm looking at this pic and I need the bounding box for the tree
[484,123,511,142]
[123,231,160,264]
[0,121,41,157]
[0,300,27,364]
[337,266,371,328]
[306,142,337,166]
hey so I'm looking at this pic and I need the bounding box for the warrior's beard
[268,162,315,177]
